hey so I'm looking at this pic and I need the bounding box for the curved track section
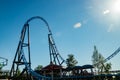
[104,47,120,62]
[94,47,120,67]
[25,16,52,34]
[10,16,64,80]
[20,49,51,80]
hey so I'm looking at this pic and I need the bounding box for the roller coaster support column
[10,16,65,80]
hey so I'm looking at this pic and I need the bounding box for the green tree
[104,63,112,73]
[17,68,21,75]
[0,64,3,70]
[16,68,21,76]
[92,46,105,73]
[92,45,112,74]
[66,54,78,67]
[34,65,43,70]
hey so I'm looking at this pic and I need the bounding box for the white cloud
[74,22,82,29]
[103,10,110,15]
[107,24,114,32]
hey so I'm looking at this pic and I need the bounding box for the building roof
[64,64,94,71]
[82,64,94,69]
[41,63,63,71]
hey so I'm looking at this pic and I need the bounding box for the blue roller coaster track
[104,47,120,62]
[10,16,64,80]
[94,47,120,66]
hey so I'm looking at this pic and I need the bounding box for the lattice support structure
[48,33,65,65]
[10,23,31,79]
[9,16,65,80]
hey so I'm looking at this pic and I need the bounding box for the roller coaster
[0,57,8,70]
[9,16,120,80]
[9,16,64,80]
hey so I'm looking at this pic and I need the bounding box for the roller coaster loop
[10,16,65,80]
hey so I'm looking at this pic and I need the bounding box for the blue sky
[0,0,120,70]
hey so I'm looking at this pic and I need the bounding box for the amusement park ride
[0,57,8,70]
[0,16,120,80]
[9,16,65,80]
